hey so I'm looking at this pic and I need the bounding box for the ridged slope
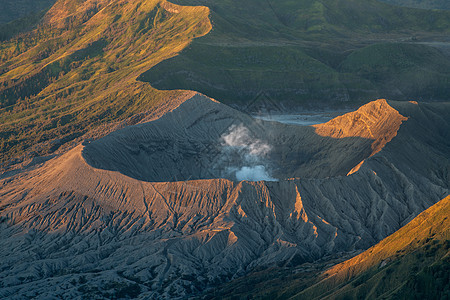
[0,96,448,298]
[82,96,409,181]
[293,195,450,299]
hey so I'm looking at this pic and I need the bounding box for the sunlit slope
[2,0,450,165]
[293,195,450,299]
[0,97,448,298]
[0,0,211,163]
[202,195,450,299]
[141,0,450,108]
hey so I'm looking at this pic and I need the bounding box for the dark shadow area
[0,0,55,25]
[0,0,55,41]
[138,0,450,109]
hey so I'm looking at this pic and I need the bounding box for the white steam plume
[219,124,277,182]
[222,124,271,156]
[235,165,276,181]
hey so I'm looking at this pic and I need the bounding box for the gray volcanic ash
[0,94,448,298]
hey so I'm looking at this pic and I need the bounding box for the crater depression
[82,94,406,182]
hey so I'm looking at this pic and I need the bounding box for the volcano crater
[82,94,401,183]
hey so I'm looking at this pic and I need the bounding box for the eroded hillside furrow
[0,95,448,298]
[292,195,450,300]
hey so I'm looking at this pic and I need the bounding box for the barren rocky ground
[0,94,448,299]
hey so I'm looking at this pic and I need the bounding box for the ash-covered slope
[0,95,448,299]
[202,195,450,299]
[293,195,450,299]
[82,94,408,181]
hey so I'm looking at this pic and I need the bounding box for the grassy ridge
[339,43,450,101]
[294,195,450,299]
[0,9,52,41]
[141,0,450,108]
[2,0,450,163]
[139,45,349,106]
[0,0,211,163]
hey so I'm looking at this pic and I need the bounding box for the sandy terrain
[0,94,448,298]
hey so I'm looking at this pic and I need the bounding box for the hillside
[293,195,450,299]
[200,195,450,299]
[141,0,450,108]
[0,0,55,24]
[0,0,211,165]
[82,98,408,181]
[0,0,56,41]
[2,0,450,167]
[379,0,450,10]
[1,1,449,299]
[0,96,448,298]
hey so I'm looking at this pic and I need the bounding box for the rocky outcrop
[0,95,448,299]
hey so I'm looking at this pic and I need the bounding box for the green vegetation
[1,0,450,165]
[0,9,51,41]
[77,280,142,299]
[140,45,345,106]
[294,196,450,299]
[141,0,450,107]
[200,259,341,299]
[379,0,450,10]
[300,238,450,299]
[0,0,211,164]
[339,43,450,101]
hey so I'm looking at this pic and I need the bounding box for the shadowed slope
[0,96,448,298]
[0,1,55,41]
[140,0,450,109]
[200,196,450,299]
[379,0,450,10]
[293,195,450,299]
[2,0,450,166]
[82,96,407,182]
[0,0,55,24]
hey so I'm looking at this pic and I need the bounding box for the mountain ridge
[198,195,450,299]
[292,195,450,299]
[0,0,55,25]
[2,0,450,166]
[379,0,450,10]
[0,95,448,298]
[142,0,450,108]
[0,0,211,164]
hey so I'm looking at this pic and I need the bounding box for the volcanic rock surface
[0,94,449,299]
[294,195,450,299]
[83,94,408,181]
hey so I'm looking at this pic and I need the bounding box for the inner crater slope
[82,94,409,182]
